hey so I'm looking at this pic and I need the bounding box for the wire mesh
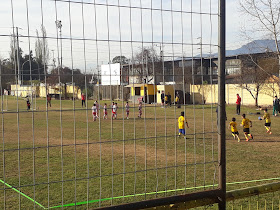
[0,0,221,208]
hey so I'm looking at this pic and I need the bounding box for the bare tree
[236,54,276,106]
[240,0,280,95]
[35,25,49,67]
[131,46,161,84]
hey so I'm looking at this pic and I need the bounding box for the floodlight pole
[55,20,62,68]
[218,0,226,209]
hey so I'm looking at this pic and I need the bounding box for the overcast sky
[0,0,249,73]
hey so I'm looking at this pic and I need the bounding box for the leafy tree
[0,58,15,90]
[112,56,128,65]
[47,67,88,98]
[21,51,45,82]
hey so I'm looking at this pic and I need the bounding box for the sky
[0,0,249,73]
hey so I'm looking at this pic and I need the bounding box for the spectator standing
[161,91,165,107]
[175,91,180,108]
[273,95,279,116]
[167,92,172,107]
[236,93,241,115]
[81,93,86,108]
[26,97,31,110]
[47,94,52,107]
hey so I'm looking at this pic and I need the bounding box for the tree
[9,35,24,75]
[134,46,160,64]
[21,51,44,82]
[131,46,161,84]
[35,25,49,68]
[112,56,128,65]
[240,0,280,95]
[235,54,277,106]
[0,59,16,90]
[47,67,88,98]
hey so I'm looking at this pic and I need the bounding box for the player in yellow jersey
[261,108,272,134]
[229,117,240,142]
[240,114,253,141]
[178,111,189,137]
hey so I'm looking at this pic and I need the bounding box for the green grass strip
[49,177,280,209]
[0,179,46,209]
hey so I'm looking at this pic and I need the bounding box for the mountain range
[225,39,278,57]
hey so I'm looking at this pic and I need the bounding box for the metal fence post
[218,0,226,209]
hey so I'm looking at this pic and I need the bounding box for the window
[135,87,141,95]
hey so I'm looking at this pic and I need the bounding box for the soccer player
[262,108,272,134]
[240,114,253,141]
[112,102,117,119]
[103,103,108,119]
[229,117,240,142]
[92,103,97,121]
[95,101,99,118]
[178,111,189,137]
[115,103,118,119]
[138,102,142,118]
[125,101,129,119]
[111,102,115,119]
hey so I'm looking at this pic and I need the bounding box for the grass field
[0,96,279,209]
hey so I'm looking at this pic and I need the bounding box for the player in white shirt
[95,101,99,118]
[113,103,118,119]
[138,102,142,118]
[111,102,116,119]
[111,102,115,119]
[103,103,108,119]
[92,103,97,121]
[125,102,129,119]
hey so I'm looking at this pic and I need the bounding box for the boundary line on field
[1,177,279,209]
[49,177,280,208]
[0,179,46,209]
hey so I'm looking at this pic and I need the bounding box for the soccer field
[0,96,279,209]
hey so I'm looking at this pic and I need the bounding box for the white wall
[101,63,120,86]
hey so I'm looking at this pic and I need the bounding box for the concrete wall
[156,85,175,104]
[93,85,130,101]
[191,83,279,106]
[11,84,83,99]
